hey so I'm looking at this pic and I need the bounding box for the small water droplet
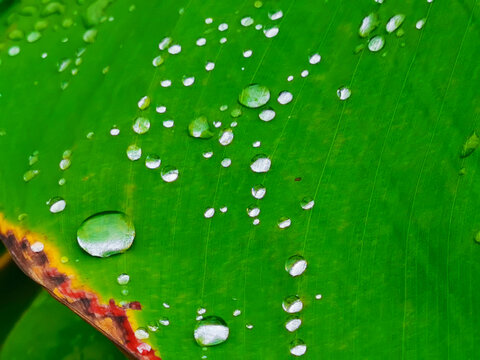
[219,129,234,146]
[309,53,321,65]
[219,37,227,44]
[23,169,40,182]
[238,84,270,108]
[250,155,271,173]
[278,217,291,229]
[159,317,170,326]
[135,328,149,340]
[368,35,385,52]
[117,273,130,285]
[219,207,228,213]
[301,70,309,78]
[290,339,307,356]
[196,38,206,46]
[269,10,283,20]
[77,211,135,258]
[168,44,182,54]
[59,158,71,170]
[259,108,276,121]
[183,76,195,86]
[163,120,175,128]
[30,241,44,253]
[415,18,426,29]
[126,144,142,161]
[247,206,260,218]
[285,317,302,332]
[204,208,215,218]
[252,141,261,148]
[282,295,303,313]
[301,197,315,210]
[161,166,179,182]
[233,309,241,317]
[26,31,41,43]
[194,316,229,347]
[221,158,232,167]
[253,218,260,225]
[359,13,379,38]
[337,86,351,100]
[218,23,228,31]
[159,37,172,50]
[241,16,254,26]
[133,117,151,134]
[189,116,213,139]
[264,26,279,38]
[138,96,151,110]
[58,178,66,186]
[57,58,72,72]
[460,132,479,158]
[386,14,405,33]
[205,17,213,24]
[156,106,167,114]
[152,55,164,67]
[285,255,307,277]
[315,294,323,300]
[8,46,20,57]
[277,91,293,105]
[246,324,254,329]
[205,62,215,71]
[251,185,266,199]
[161,79,172,87]
[47,197,66,213]
[145,154,161,169]
[203,152,213,159]
[83,28,98,43]
[110,127,120,136]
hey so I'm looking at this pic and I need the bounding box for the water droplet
[251,185,266,199]
[252,141,261,148]
[126,144,142,161]
[23,169,40,182]
[163,302,170,309]
[368,35,385,52]
[221,158,232,167]
[26,31,41,43]
[132,117,150,134]
[219,207,228,213]
[309,53,321,65]
[246,324,254,329]
[359,13,379,38]
[269,10,283,20]
[77,211,135,258]
[110,127,120,136]
[241,17,254,26]
[460,132,479,158]
[415,18,426,29]
[285,255,307,277]
[285,317,302,332]
[135,328,149,340]
[156,106,167,113]
[8,46,20,56]
[47,197,66,214]
[282,295,303,313]
[188,116,213,139]
[163,120,175,128]
[278,217,291,229]
[230,108,242,118]
[196,38,206,46]
[205,17,213,24]
[159,37,172,50]
[148,324,158,332]
[238,84,270,108]
[277,91,293,105]
[337,86,351,100]
[301,70,309,78]
[203,152,213,159]
[386,14,405,33]
[117,273,130,285]
[219,37,227,44]
[59,158,71,170]
[138,96,151,110]
[145,154,161,169]
[250,155,271,173]
[315,294,323,300]
[233,309,241,317]
[194,316,229,347]
[287,75,294,81]
[30,241,44,253]
[247,206,260,218]
[58,178,66,186]
[243,49,253,58]
[152,55,164,67]
[301,197,315,210]
[259,108,276,121]
[57,58,71,73]
[161,79,172,87]
[205,62,215,71]
[253,218,260,225]
[218,23,228,31]
[219,129,234,146]
[158,316,170,326]
[204,208,215,218]
[161,166,179,182]
[168,44,182,54]
[290,339,307,356]
[83,28,97,43]
[183,77,195,86]
[264,26,279,38]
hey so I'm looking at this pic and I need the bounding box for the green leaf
[0,291,125,360]
[1,0,480,359]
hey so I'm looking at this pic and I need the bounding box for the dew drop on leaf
[460,132,479,158]
[23,169,40,182]
[238,84,270,108]
[285,317,302,332]
[282,295,303,313]
[259,108,276,121]
[358,13,378,38]
[47,197,66,213]
[127,144,142,161]
[135,328,149,340]
[247,206,260,218]
[152,55,164,67]
[240,16,254,26]
[386,14,405,33]
[137,96,151,110]
[204,208,215,218]
[337,86,351,100]
[219,129,234,146]
[285,255,307,277]
[30,241,44,253]
[309,53,321,65]
[278,217,291,229]
[145,154,161,169]
[264,26,279,38]
[189,116,213,139]
[290,339,307,356]
[250,155,271,173]
[77,211,135,258]
[161,166,179,182]
[117,273,130,285]
[193,316,229,347]
[368,35,385,52]
[277,91,293,105]
[251,185,266,199]
[301,197,315,210]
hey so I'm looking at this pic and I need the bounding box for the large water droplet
[250,155,271,173]
[285,255,307,277]
[282,295,303,313]
[161,166,179,182]
[77,211,135,258]
[188,116,213,139]
[194,316,229,347]
[238,84,270,108]
[290,339,307,356]
[47,197,66,213]
[359,13,378,37]
[386,14,405,33]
